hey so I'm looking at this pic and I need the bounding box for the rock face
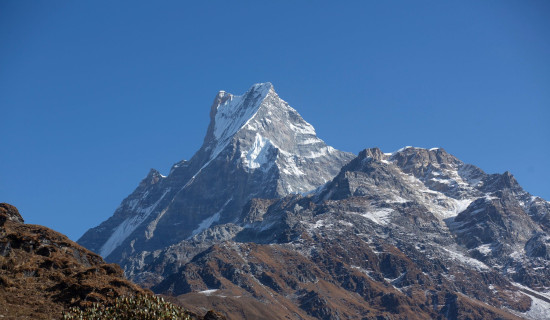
[0,203,147,319]
[0,203,24,224]
[79,84,550,319]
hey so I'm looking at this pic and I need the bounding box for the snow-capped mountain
[79,83,550,319]
[78,82,354,260]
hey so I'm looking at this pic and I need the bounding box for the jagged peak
[198,82,334,171]
[389,146,460,168]
[390,146,447,155]
[480,170,522,193]
[139,168,164,188]
[209,82,274,120]
[204,83,275,146]
[358,147,386,161]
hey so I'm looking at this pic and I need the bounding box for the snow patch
[443,198,474,218]
[476,244,493,255]
[287,118,316,136]
[513,283,550,320]
[351,208,393,225]
[310,219,332,229]
[189,198,232,238]
[524,295,550,320]
[198,289,218,296]
[280,156,306,176]
[442,247,489,271]
[393,146,414,154]
[242,134,274,170]
[210,83,272,163]
[100,188,170,257]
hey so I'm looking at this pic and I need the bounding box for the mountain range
[79,83,550,319]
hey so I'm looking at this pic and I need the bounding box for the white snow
[280,156,306,176]
[391,146,439,154]
[198,289,218,296]
[100,188,170,257]
[351,265,375,279]
[350,208,393,225]
[512,283,550,320]
[210,83,272,163]
[189,198,232,237]
[510,250,523,260]
[524,295,550,320]
[399,168,474,219]
[242,134,274,169]
[303,146,333,159]
[443,198,474,218]
[299,137,322,145]
[390,195,409,204]
[393,146,414,154]
[442,247,489,271]
[476,244,493,255]
[190,211,221,237]
[310,219,333,229]
[287,119,316,135]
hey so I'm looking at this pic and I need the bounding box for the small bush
[62,294,193,320]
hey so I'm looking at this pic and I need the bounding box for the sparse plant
[62,294,193,320]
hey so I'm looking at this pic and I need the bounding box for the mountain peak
[79,83,354,260]
[209,82,274,118]
[199,82,354,192]
[203,83,275,154]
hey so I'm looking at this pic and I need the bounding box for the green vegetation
[62,294,193,320]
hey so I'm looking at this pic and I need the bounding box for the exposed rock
[0,202,24,225]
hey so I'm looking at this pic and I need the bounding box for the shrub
[62,294,193,320]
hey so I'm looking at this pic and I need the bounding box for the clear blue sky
[1,1,548,241]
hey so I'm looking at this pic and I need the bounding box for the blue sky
[1,1,549,241]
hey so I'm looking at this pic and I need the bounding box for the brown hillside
[0,203,148,319]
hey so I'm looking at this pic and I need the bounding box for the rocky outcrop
[0,203,24,224]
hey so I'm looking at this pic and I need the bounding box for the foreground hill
[0,203,224,320]
[0,203,146,318]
